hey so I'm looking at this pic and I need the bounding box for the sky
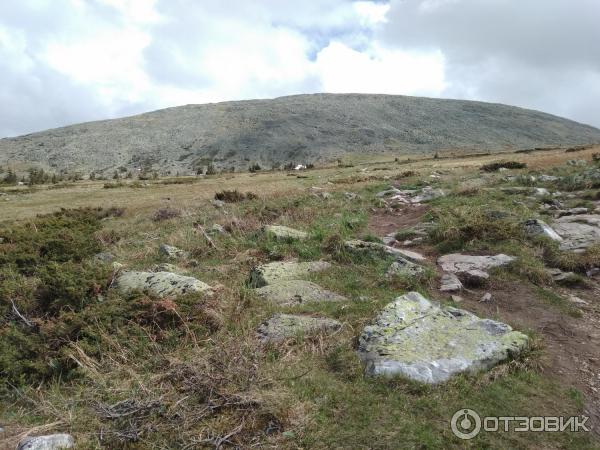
[1,0,599,137]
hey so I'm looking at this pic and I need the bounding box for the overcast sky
[1,0,599,137]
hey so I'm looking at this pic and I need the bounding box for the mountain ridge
[2,93,599,175]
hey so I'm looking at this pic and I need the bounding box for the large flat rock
[553,214,600,252]
[255,280,347,305]
[265,225,309,241]
[258,314,342,343]
[116,271,212,297]
[438,254,515,274]
[17,434,74,450]
[357,292,528,383]
[248,260,331,287]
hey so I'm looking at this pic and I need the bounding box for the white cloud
[315,41,446,96]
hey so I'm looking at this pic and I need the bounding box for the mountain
[1,93,600,175]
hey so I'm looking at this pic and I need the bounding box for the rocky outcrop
[439,273,463,292]
[257,314,341,343]
[357,292,528,383]
[375,186,444,206]
[17,434,74,450]
[116,271,212,297]
[248,260,331,288]
[265,225,309,241]
[255,280,347,305]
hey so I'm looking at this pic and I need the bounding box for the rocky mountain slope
[2,93,600,175]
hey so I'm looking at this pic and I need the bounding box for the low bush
[480,161,527,172]
[214,190,257,202]
[152,207,182,221]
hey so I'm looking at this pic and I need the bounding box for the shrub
[214,190,257,202]
[480,161,527,172]
[152,207,181,221]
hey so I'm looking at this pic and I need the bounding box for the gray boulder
[258,314,342,343]
[159,244,189,260]
[357,292,528,383]
[116,271,212,297]
[439,273,463,292]
[17,434,74,450]
[553,214,600,252]
[264,225,309,241]
[438,254,515,282]
[344,239,425,262]
[248,260,331,287]
[255,280,347,305]
[523,219,563,241]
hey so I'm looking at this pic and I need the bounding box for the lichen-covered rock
[438,254,515,275]
[357,292,528,383]
[344,240,425,262]
[553,214,600,252]
[255,280,347,305]
[257,314,341,343]
[265,225,309,241]
[385,257,425,278]
[439,273,463,292]
[17,434,74,450]
[93,252,116,263]
[375,186,444,205]
[159,244,189,259]
[150,263,183,273]
[116,271,212,297]
[248,260,331,287]
[524,219,563,241]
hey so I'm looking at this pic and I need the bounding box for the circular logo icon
[451,408,481,440]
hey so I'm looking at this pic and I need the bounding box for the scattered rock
[208,223,226,234]
[568,295,588,306]
[159,244,189,259]
[344,239,426,262]
[257,314,342,343]
[439,273,463,292]
[545,268,577,283]
[480,292,492,303]
[211,199,225,208]
[567,159,587,166]
[357,292,528,383]
[438,254,515,283]
[255,280,347,305]
[553,214,600,252]
[533,187,551,196]
[375,186,444,206]
[450,295,463,303]
[150,263,182,273]
[264,225,309,241]
[93,252,116,263]
[523,219,563,241]
[17,434,74,450]
[386,257,425,278]
[248,260,331,287]
[557,207,589,217]
[116,271,212,297]
[344,192,359,200]
[538,174,560,182]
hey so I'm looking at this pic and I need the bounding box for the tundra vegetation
[1,146,600,449]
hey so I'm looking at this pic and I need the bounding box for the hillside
[1,93,600,175]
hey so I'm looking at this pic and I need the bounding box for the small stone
[211,199,225,208]
[159,244,189,259]
[208,223,226,234]
[524,219,563,241]
[480,292,492,303]
[438,254,515,281]
[545,268,577,282]
[386,257,425,278]
[568,295,588,306]
[265,225,309,241]
[257,314,342,343]
[450,295,463,303]
[439,273,463,292]
[344,192,359,200]
[17,434,74,450]
[93,252,116,263]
